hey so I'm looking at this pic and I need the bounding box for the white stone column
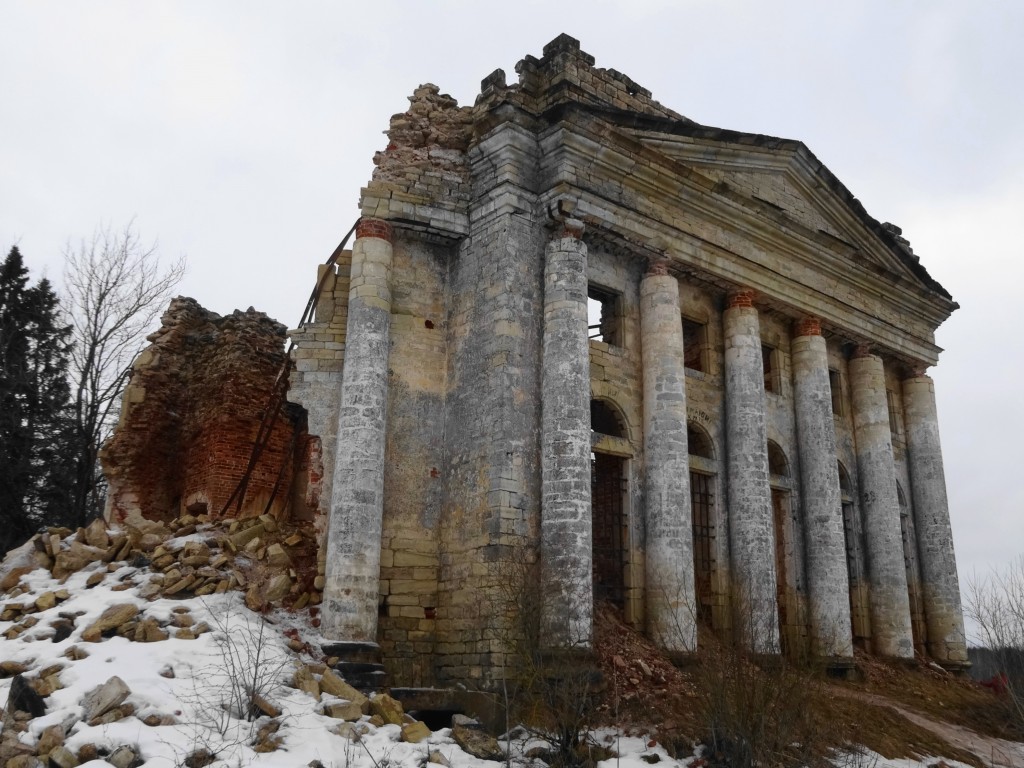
[322,218,394,643]
[723,289,779,653]
[791,317,853,658]
[640,260,696,652]
[902,372,968,665]
[540,219,592,649]
[849,346,914,658]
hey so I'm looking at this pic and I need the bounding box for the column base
[322,640,387,692]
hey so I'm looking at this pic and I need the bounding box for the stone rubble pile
[0,516,506,767]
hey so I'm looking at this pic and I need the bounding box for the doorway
[591,451,627,608]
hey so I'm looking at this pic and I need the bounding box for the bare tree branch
[62,221,186,523]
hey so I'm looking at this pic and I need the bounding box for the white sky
[2,1,1021,628]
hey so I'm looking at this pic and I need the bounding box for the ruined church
[104,34,968,686]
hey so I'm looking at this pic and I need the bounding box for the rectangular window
[886,390,903,438]
[829,369,843,416]
[588,285,622,347]
[762,345,777,393]
[682,318,707,373]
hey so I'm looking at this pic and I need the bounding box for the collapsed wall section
[102,297,311,526]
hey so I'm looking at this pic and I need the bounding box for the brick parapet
[356,218,394,243]
[794,316,822,337]
[726,289,756,309]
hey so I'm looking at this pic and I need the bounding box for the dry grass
[586,606,1009,767]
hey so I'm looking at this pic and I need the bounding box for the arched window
[591,399,626,438]
[837,462,852,499]
[687,423,715,459]
[767,440,790,478]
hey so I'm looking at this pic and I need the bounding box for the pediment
[598,118,949,300]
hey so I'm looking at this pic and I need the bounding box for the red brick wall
[102,297,309,524]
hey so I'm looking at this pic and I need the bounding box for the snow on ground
[0,538,979,768]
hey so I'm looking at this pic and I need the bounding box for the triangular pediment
[577,108,950,300]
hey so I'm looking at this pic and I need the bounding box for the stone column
[849,346,914,658]
[322,218,394,643]
[902,372,968,665]
[723,289,779,652]
[791,317,853,658]
[640,260,696,652]
[540,219,592,648]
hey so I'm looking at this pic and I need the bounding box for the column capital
[794,316,822,337]
[903,364,931,380]
[851,343,874,359]
[645,256,671,277]
[356,217,394,243]
[553,218,585,240]
[726,288,756,309]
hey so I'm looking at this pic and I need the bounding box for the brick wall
[102,297,309,525]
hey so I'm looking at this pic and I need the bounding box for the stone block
[401,720,432,743]
[81,676,130,721]
[82,604,139,642]
[368,693,404,725]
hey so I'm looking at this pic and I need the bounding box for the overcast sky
[2,1,1021,638]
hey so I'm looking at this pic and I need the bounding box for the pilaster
[640,260,696,652]
[322,218,394,642]
[849,346,914,658]
[540,219,592,648]
[792,317,853,658]
[902,373,968,665]
[723,289,779,652]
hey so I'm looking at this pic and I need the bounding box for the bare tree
[965,557,1024,727]
[63,222,185,524]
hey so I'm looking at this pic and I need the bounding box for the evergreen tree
[23,277,75,527]
[0,246,35,550]
[0,247,76,553]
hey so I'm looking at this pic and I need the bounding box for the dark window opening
[898,483,927,654]
[588,285,622,346]
[687,424,715,459]
[886,390,903,439]
[682,318,707,373]
[762,345,777,393]
[691,470,715,625]
[771,488,793,655]
[592,452,627,608]
[767,440,790,477]
[839,462,870,650]
[829,369,843,416]
[591,399,626,438]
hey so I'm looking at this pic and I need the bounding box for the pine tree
[0,246,36,550]
[23,277,75,527]
[0,247,76,553]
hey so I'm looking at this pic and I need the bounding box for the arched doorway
[839,462,871,649]
[688,423,717,626]
[590,399,629,608]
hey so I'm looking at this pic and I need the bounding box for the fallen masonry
[0,517,506,768]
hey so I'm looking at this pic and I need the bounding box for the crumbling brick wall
[102,297,314,526]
